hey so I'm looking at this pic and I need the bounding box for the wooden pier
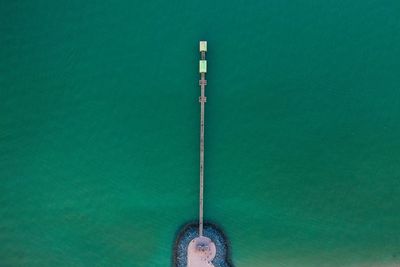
[199,41,207,237]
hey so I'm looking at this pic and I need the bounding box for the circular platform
[173,222,232,267]
[187,236,216,267]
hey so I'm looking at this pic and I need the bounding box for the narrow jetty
[173,41,233,267]
[185,40,217,267]
[199,40,207,237]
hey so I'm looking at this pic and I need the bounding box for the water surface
[1,1,400,266]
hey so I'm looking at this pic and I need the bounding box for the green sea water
[1,1,400,266]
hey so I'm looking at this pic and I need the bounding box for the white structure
[200,41,207,52]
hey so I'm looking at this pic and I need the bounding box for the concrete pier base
[188,236,216,267]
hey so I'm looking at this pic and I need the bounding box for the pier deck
[199,44,207,237]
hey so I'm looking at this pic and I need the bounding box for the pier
[186,40,216,267]
[199,40,207,237]
[173,41,232,267]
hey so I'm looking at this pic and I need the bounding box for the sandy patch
[187,236,216,267]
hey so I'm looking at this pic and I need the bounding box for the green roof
[199,60,207,73]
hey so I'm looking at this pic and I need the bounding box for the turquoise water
[1,1,400,266]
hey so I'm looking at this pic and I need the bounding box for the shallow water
[1,1,400,266]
